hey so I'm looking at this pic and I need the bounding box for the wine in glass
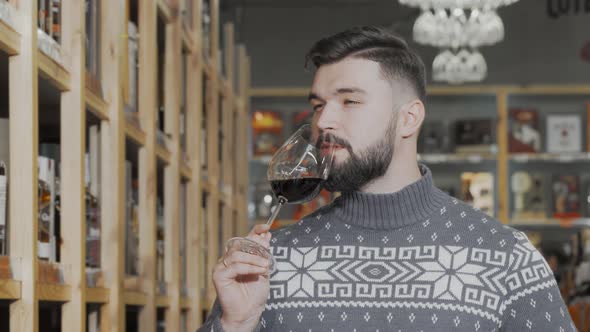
[225,124,335,272]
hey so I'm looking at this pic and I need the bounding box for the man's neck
[359,152,421,194]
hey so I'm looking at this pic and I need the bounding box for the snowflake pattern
[417,246,485,301]
[273,247,336,297]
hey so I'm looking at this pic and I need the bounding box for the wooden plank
[0,19,19,55]
[37,284,72,302]
[157,0,173,23]
[9,0,39,329]
[38,50,71,91]
[60,0,87,327]
[85,88,109,121]
[156,295,170,307]
[138,0,158,330]
[497,92,509,224]
[181,23,196,54]
[180,297,190,310]
[185,33,204,332]
[180,162,192,180]
[163,14,182,332]
[155,143,172,165]
[250,85,590,98]
[100,0,127,330]
[507,85,590,95]
[202,56,215,79]
[86,287,110,304]
[125,119,147,146]
[0,279,21,299]
[123,290,148,306]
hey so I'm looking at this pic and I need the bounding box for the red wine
[270,178,323,204]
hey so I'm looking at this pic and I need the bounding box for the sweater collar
[331,164,446,230]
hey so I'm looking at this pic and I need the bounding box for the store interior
[0,0,589,331]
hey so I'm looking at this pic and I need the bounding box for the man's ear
[397,100,425,139]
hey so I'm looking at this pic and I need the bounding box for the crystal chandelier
[399,0,519,84]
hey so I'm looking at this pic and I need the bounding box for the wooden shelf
[85,88,109,121]
[156,0,173,23]
[0,279,21,300]
[123,290,148,306]
[202,56,214,78]
[180,297,190,309]
[37,283,71,302]
[156,295,170,307]
[156,142,172,165]
[201,177,212,192]
[38,50,71,92]
[181,23,196,54]
[0,19,19,55]
[418,153,497,164]
[2,2,249,330]
[510,152,590,163]
[180,162,192,180]
[125,117,147,146]
[86,287,109,304]
[250,85,590,98]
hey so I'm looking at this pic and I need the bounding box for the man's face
[309,57,401,192]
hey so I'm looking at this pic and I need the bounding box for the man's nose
[316,102,340,132]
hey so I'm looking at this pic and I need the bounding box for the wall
[223,0,590,87]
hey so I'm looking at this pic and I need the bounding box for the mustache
[316,133,353,152]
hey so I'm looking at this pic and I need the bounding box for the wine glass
[225,124,335,273]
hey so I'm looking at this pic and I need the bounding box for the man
[199,26,576,331]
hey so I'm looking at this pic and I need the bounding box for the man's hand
[213,224,272,332]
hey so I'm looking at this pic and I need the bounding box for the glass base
[225,237,276,274]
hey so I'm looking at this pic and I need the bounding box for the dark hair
[305,26,426,101]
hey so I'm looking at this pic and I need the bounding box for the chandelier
[399,0,519,84]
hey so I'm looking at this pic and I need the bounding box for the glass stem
[265,196,287,227]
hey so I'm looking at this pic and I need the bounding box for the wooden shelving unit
[250,85,590,225]
[0,0,250,331]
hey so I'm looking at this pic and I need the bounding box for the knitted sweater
[200,165,576,332]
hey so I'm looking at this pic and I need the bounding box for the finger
[225,250,270,268]
[246,224,272,248]
[219,262,269,279]
[248,224,271,237]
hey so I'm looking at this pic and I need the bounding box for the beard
[322,113,398,193]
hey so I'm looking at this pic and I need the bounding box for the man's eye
[313,104,323,111]
[344,100,360,105]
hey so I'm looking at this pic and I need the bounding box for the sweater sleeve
[499,231,577,332]
[197,298,263,332]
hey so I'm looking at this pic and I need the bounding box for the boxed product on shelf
[156,197,165,284]
[511,171,545,220]
[453,119,495,154]
[587,102,590,152]
[0,162,6,256]
[0,0,16,28]
[252,110,283,156]
[85,125,101,268]
[461,172,494,217]
[124,161,139,275]
[127,22,139,111]
[418,121,450,153]
[38,156,57,262]
[509,108,541,153]
[552,174,582,219]
[201,0,211,58]
[546,114,583,153]
[0,255,9,279]
[0,119,7,256]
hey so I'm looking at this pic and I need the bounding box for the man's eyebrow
[308,87,366,101]
[308,92,322,102]
[334,87,367,95]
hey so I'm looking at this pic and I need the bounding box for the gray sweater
[200,165,576,331]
